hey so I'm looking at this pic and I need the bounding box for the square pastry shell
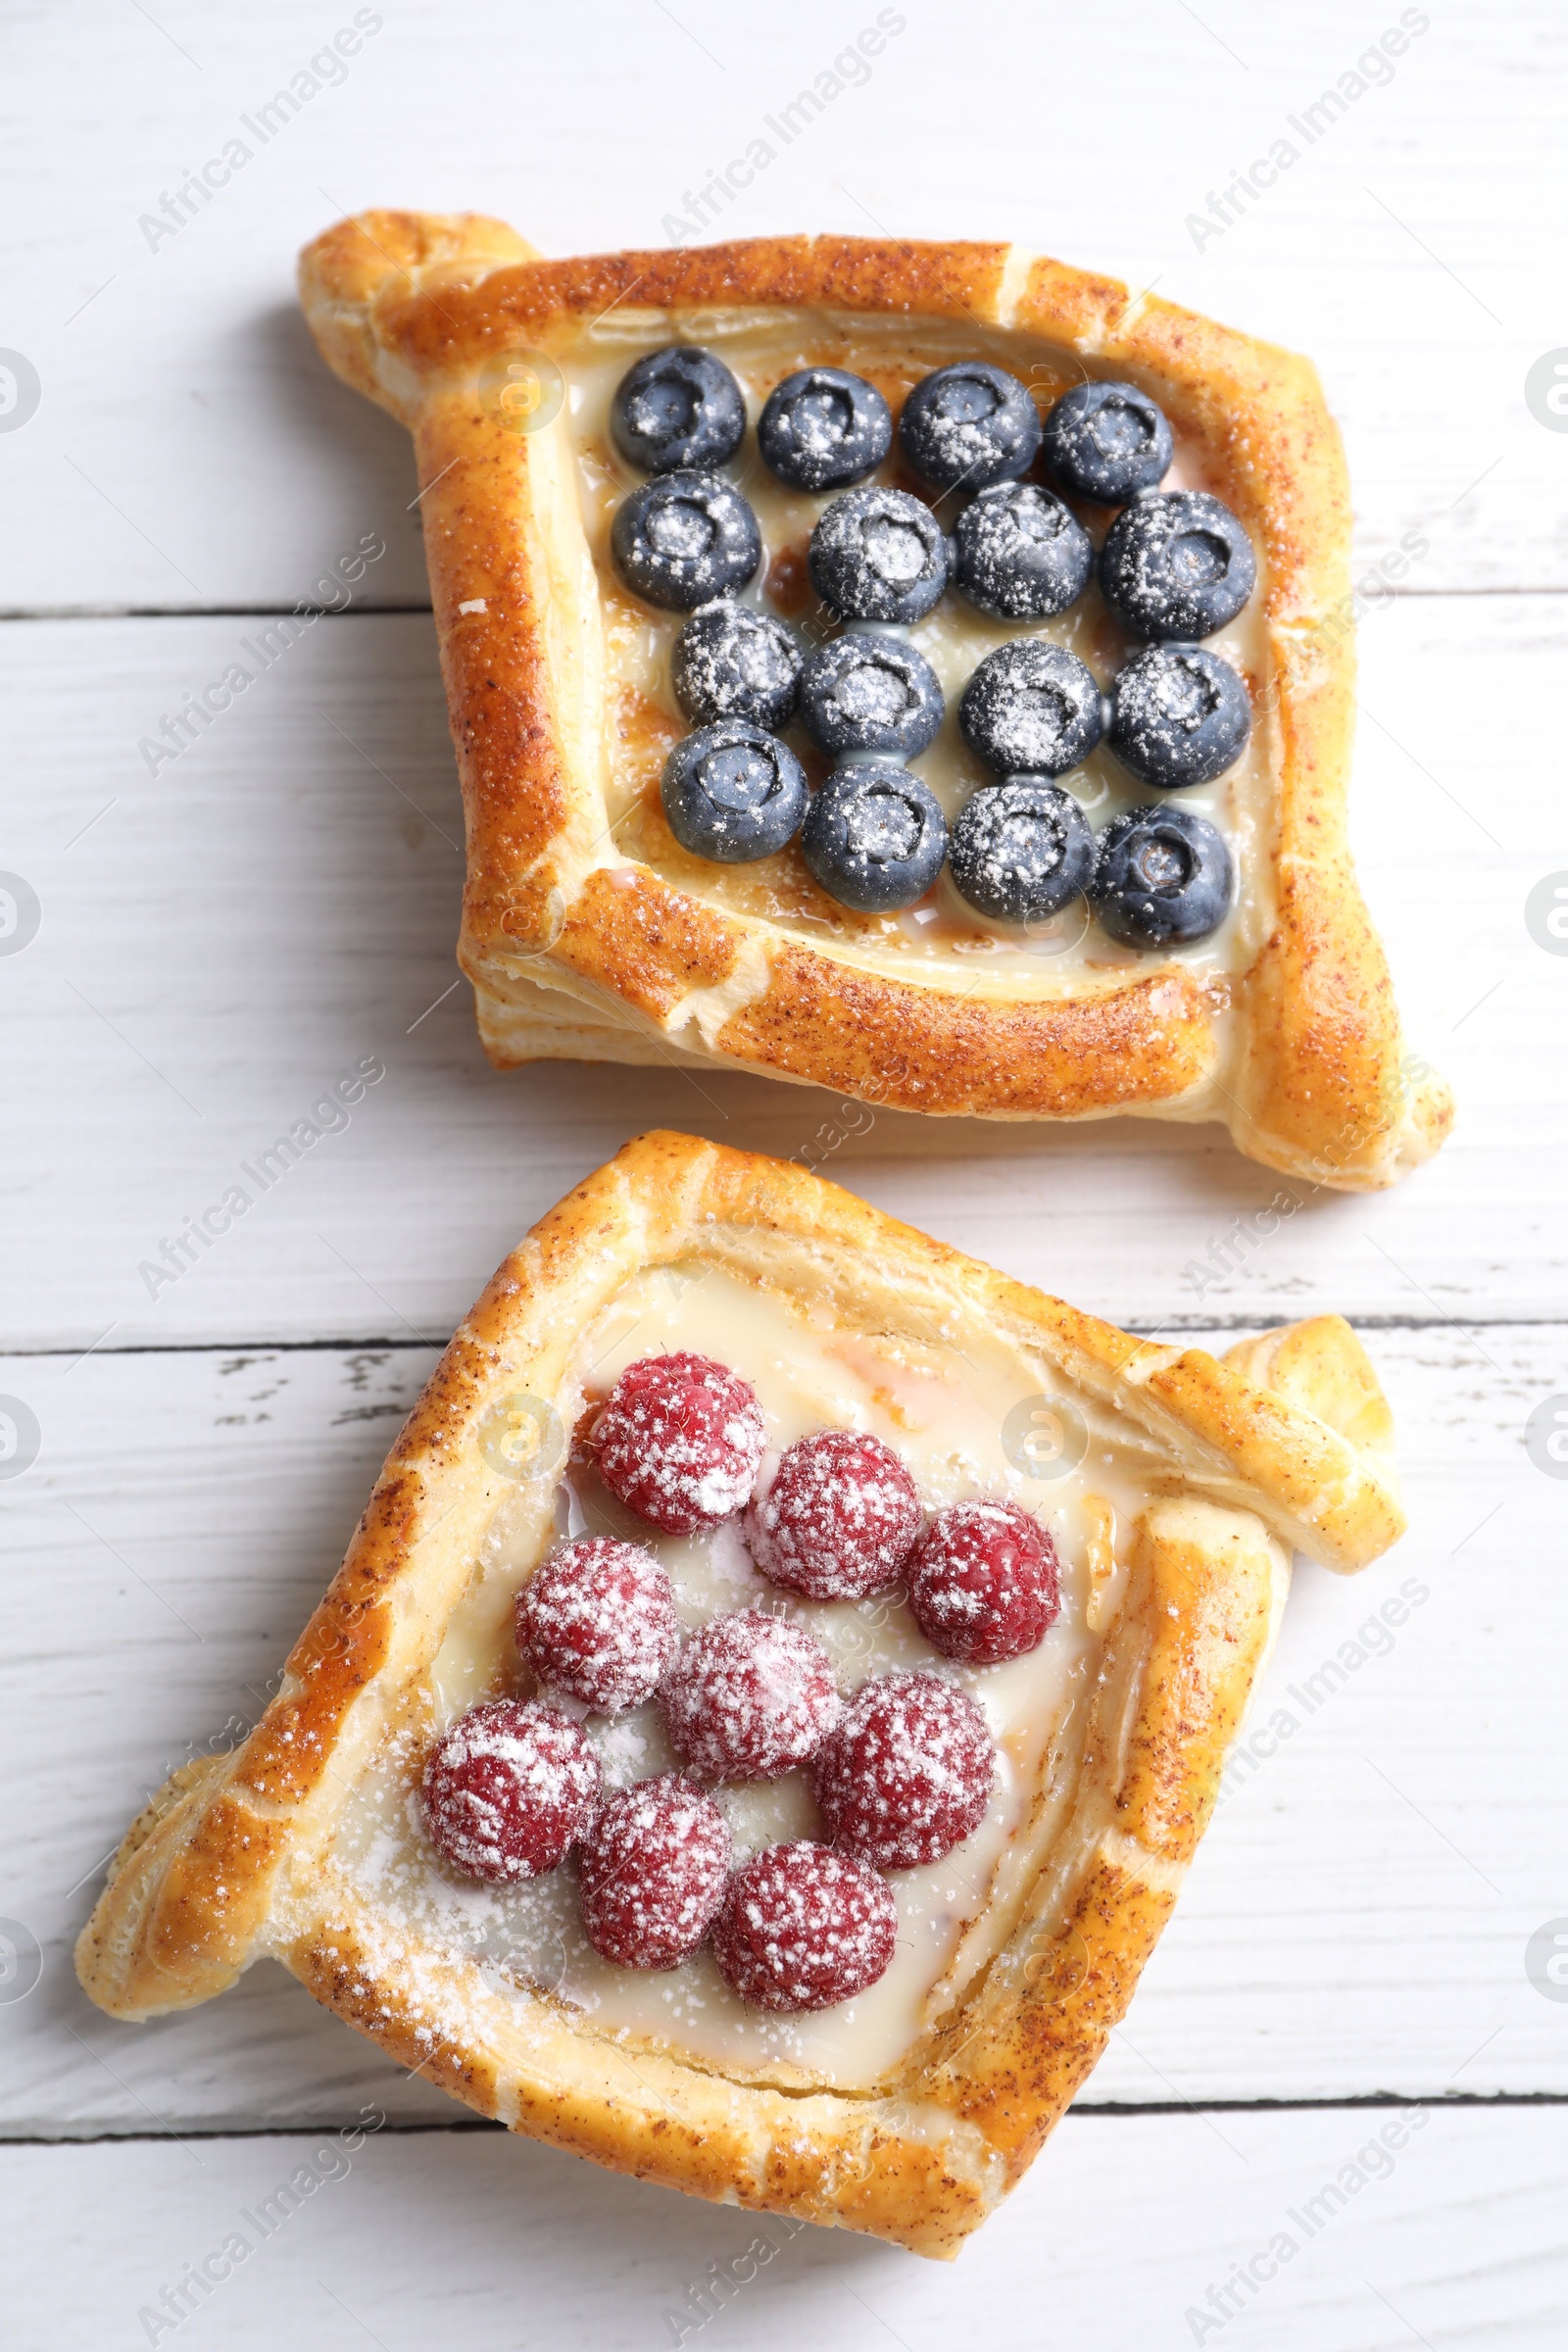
[77,1134,1408,2256]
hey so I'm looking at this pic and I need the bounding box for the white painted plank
[6,2108,1566,2352]
[3,0,1561,2318]
[3,1327,1563,2134]
[0,597,1561,1349]
[1,0,1563,609]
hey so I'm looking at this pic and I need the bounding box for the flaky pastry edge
[298,212,1451,1190]
[77,1133,1406,2255]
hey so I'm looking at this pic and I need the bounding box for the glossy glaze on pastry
[77,1135,1408,2256]
[298,215,1451,1188]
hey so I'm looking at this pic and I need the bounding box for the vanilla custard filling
[552,308,1277,1000]
[330,1265,1174,2090]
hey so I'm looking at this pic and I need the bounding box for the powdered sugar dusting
[812,1670,996,1870]
[671,597,802,730]
[710,1841,898,2012]
[953,480,1093,621]
[746,1429,921,1601]
[949,778,1093,926]
[330,1264,1121,2082]
[909,1499,1061,1665]
[661,1609,842,1783]
[515,1536,677,1713]
[578,1774,731,1970]
[421,1700,601,1885]
[595,1351,765,1535]
[958,638,1102,777]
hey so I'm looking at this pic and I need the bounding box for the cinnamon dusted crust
[77,1134,1407,2256]
[298,212,1450,1190]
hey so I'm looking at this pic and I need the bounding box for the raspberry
[710,1840,898,2012]
[514,1538,678,1714]
[421,1699,600,1884]
[907,1499,1060,1664]
[745,1430,921,1601]
[595,1351,766,1535]
[660,1609,841,1783]
[811,1671,996,1869]
[577,1774,731,1970]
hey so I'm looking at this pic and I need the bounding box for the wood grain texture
[1,597,1561,1348]
[2,1324,1561,2134]
[2,0,1564,2330]
[6,2109,1566,2351]
[0,2,1559,609]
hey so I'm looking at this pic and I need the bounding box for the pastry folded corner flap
[295,210,1450,1192]
[75,1134,1407,2258]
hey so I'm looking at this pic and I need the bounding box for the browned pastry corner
[298,213,1450,1190]
[77,1134,1407,2257]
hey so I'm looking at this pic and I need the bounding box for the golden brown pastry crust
[298,212,1450,1189]
[77,1134,1406,2256]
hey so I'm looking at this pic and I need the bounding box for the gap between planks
[10,1312,1563,1361]
[6,584,1568,623]
[7,2090,1568,2150]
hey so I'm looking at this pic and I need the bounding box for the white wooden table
[4,4,1565,2343]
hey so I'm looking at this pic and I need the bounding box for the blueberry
[1042,380,1173,504]
[1099,491,1256,641]
[949,778,1095,924]
[662,722,807,863]
[958,641,1102,777]
[1107,645,1250,789]
[952,481,1093,620]
[799,633,943,759]
[612,471,761,611]
[611,346,746,474]
[672,600,802,730]
[800,762,949,912]
[758,367,892,491]
[1091,805,1233,948]
[808,487,947,623]
[899,363,1042,494]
